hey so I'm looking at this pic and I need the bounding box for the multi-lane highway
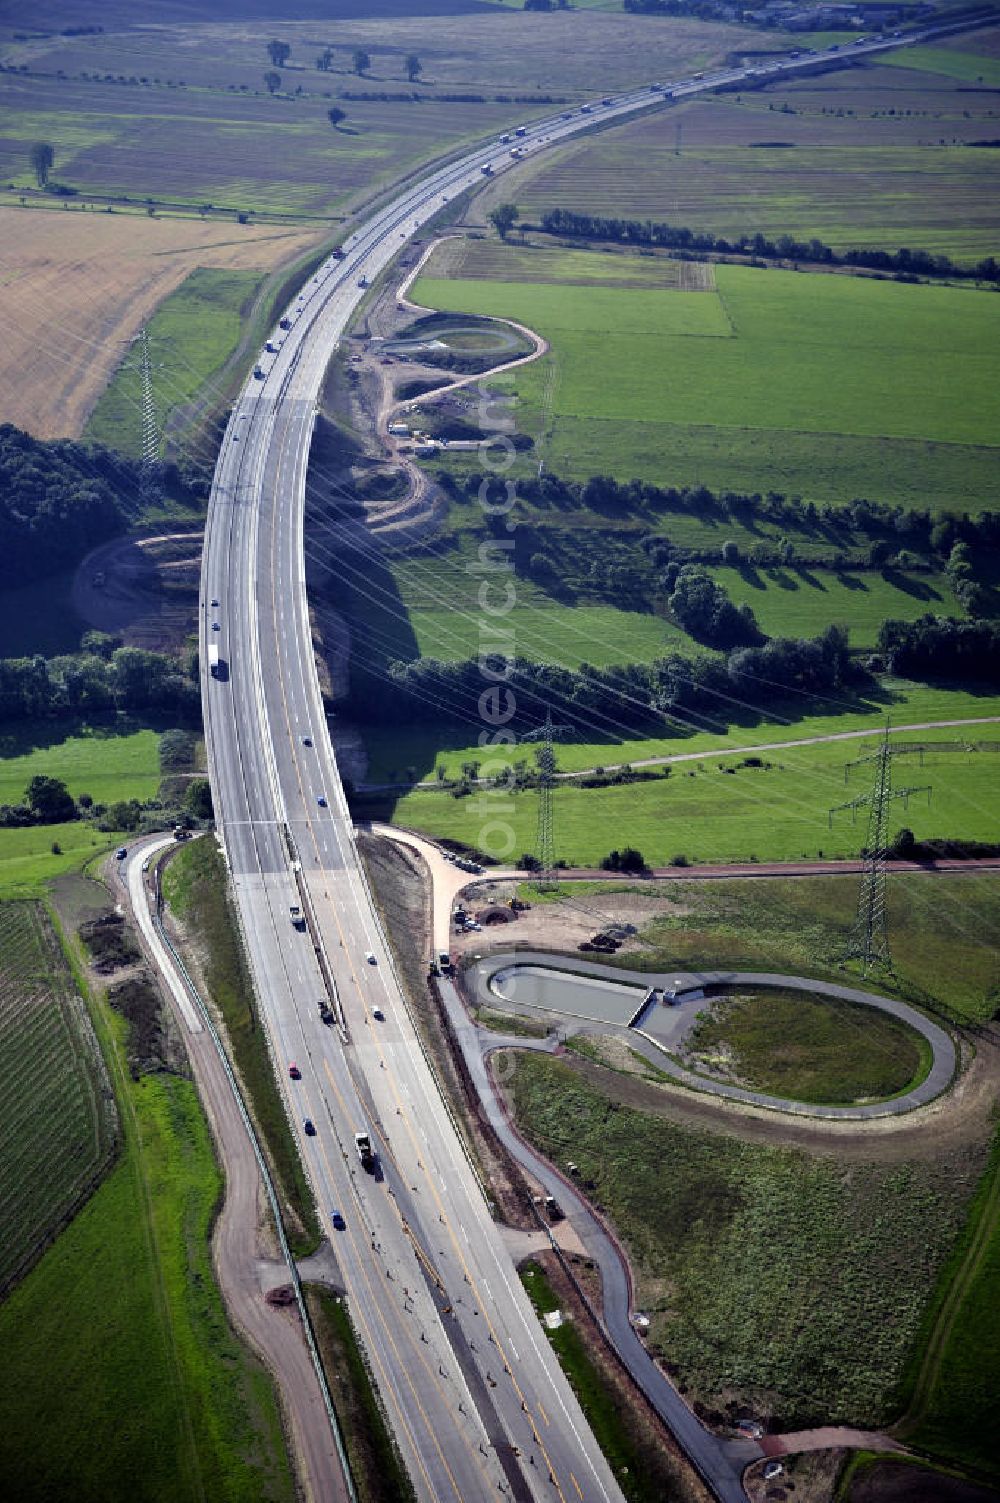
[200,24,979,1503]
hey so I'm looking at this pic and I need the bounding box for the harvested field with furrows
[472,60,1000,258]
[0,208,321,438]
[0,901,117,1296]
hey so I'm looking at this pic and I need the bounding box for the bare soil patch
[71,527,203,651]
[0,208,320,439]
[449,879,690,962]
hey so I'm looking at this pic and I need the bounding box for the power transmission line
[137,327,161,507]
[517,709,571,877]
[829,726,931,973]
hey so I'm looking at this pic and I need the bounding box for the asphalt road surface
[199,22,975,1502]
[123,838,350,1503]
[467,954,957,1120]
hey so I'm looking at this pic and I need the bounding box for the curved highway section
[200,23,974,1503]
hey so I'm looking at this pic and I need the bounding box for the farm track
[362,715,1000,792]
[895,1140,1000,1439]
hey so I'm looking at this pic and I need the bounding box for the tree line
[353,624,852,731]
[877,616,1000,683]
[0,424,130,585]
[439,466,1000,574]
[0,424,205,586]
[0,645,199,725]
[539,208,1000,285]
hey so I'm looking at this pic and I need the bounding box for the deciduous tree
[353,48,371,75]
[263,70,281,95]
[406,54,422,82]
[267,39,290,68]
[25,775,75,823]
[489,202,518,240]
[29,141,54,187]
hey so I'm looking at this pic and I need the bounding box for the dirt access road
[120,836,350,1503]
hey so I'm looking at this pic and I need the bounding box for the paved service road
[436,973,761,1499]
[200,21,977,1503]
[469,953,957,1120]
[122,838,350,1503]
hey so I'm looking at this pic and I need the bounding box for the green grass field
[594,871,1000,1026]
[413,258,1000,509]
[0,1064,295,1500]
[880,44,1000,88]
[0,822,121,900]
[422,236,697,288]
[0,901,116,1294]
[382,735,1000,875]
[342,538,697,677]
[509,1050,976,1427]
[85,267,262,457]
[684,986,927,1104]
[898,1135,1000,1478]
[360,682,1000,784]
[0,882,294,1503]
[711,563,963,647]
[0,13,758,219]
[0,724,161,808]
[0,723,163,898]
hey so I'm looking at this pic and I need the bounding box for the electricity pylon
[518,709,571,876]
[829,726,931,973]
[137,327,161,507]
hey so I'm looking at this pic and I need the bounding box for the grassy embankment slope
[510,1047,978,1434]
[0,872,295,1500]
[84,267,263,458]
[0,725,162,899]
[162,835,320,1252]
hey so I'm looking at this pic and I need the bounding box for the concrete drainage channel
[468,951,957,1121]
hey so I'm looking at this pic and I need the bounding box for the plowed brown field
[0,208,321,438]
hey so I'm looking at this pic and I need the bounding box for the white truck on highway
[208,643,220,677]
[355,1131,375,1171]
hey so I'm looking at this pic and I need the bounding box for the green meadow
[414,259,1000,509]
[880,45,1000,88]
[360,683,1000,784]
[0,725,161,809]
[710,563,964,646]
[0,1058,295,1502]
[475,50,1000,260]
[85,268,262,457]
[377,735,1000,867]
[0,724,163,898]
